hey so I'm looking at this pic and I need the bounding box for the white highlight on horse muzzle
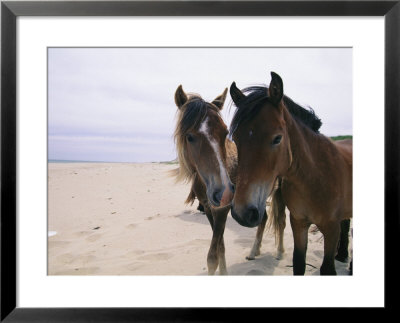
[248,181,273,216]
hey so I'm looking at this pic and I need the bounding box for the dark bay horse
[173,85,283,274]
[229,72,352,275]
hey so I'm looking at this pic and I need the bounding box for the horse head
[229,72,292,227]
[174,85,235,207]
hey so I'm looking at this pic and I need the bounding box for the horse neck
[282,106,329,182]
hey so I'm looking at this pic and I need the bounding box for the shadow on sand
[226,253,280,275]
[175,208,259,236]
[196,252,280,276]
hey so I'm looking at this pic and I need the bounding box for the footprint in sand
[126,262,145,271]
[189,239,210,247]
[56,253,75,264]
[54,267,100,275]
[145,214,161,221]
[75,254,97,263]
[126,223,138,230]
[48,240,71,249]
[125,250,145,258]
[86,233,102,242]
[56,253,97,265]
[313,250,324,258]
[234,238,254,247]
[137,252,173,261]
[73,231,92,238]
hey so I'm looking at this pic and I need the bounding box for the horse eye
[186,134,195,143]
[272,135,282,146]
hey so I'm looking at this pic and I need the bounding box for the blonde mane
[172,94,229,184]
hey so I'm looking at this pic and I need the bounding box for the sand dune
[48,162,352,275]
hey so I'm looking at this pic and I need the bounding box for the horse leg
[246,210,267,260]
[218,236,227,275]
[335,219,350,262]
[269,179,286,259]
[276,210,286,260]
[215,209,228,275]
[320,222,341,275]
[207,208,228,275]
[290,214,310,275]
[204,208,214,229]
[348,228,353,275]
[200,204,218,275]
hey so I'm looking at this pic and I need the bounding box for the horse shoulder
[284,136,351,222]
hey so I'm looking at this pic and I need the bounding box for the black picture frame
[1,0,398,321]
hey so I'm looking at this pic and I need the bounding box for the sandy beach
[48,162,352,275]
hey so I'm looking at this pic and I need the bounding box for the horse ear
[212,88,228,110]
[230,82,246,105]
[268,72,284,106]
[175,85,188,109]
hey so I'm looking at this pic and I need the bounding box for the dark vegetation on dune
[330,135,352,141]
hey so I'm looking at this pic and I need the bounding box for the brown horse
[173,85,282,274]
[229,72,352,275]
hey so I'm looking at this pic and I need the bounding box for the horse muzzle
[231,203,262,228]
[207,183,235,208]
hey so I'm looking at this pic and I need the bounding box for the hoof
[207,263,218,275]
[276,252,284,260]
[246,256,255,261]
[320,267,337,275]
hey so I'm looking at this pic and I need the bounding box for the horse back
[333,138,353,219]
[334,139,352,168]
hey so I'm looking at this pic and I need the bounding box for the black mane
[229,85,322,136]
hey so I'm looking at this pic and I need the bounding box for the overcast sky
[48,47,352,162]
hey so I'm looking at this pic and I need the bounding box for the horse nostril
[212,190,223,204]
[248,207,259,224]
[231,205,260,228]
[230,183,235,193]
